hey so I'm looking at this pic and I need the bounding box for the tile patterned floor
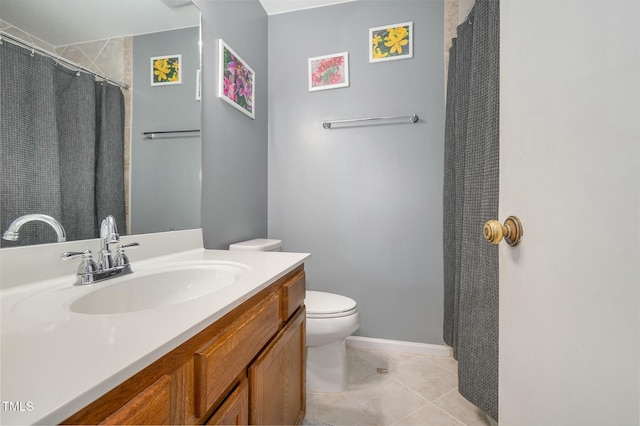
[305,347,492,426]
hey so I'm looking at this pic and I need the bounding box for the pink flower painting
[219,40,255,119]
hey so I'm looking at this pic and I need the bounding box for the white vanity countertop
[0,244,309,425]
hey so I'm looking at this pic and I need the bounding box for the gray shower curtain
[443,0,500,421]
[0,42,125,247]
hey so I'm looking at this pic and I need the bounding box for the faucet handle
[61,249,92,260]
[120,242,140,249]
[62,250,98,285]
[114,242,139,269]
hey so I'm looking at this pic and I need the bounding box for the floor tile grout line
[338,390,387,425]
[430,387,488,426]
[306,391,378,425]
[347,348,462,423]
[427,399,470,426]
[340,370,427,425]
[432,386,459,404]
[348,371,380,387]
[342,347,472,425]
[419,355,460,377]
[385,373,463,425]
[392,398,469,426]
[385,363,459,406]
[388,374,469,425]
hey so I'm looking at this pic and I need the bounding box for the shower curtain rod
[0,31,129,90]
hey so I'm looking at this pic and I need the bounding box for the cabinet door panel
[205,379,248,425]
[249,308,306,425]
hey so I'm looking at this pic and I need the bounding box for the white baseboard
[346,336,452,357]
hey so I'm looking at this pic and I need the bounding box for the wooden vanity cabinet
[62,265,306,425]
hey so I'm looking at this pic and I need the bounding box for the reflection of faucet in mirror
[2,214,67,243]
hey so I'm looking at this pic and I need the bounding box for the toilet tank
[228,238,282,252]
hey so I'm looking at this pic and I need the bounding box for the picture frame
[369,21,413,63]
[308,52,349,92]
[150,54,182,86]
[218,39,255,119]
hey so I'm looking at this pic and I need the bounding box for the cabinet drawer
[100,375,171,425]
[282,270,305,320]
[194,291,280,417]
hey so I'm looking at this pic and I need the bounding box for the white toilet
[229,238,360,393]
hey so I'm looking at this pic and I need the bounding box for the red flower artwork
[309,53,349,91]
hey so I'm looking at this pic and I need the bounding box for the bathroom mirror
[0,0,201,246]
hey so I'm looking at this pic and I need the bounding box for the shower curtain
[443,0,500,421]
[0,41,125,247]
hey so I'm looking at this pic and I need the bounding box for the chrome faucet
[3,214,66,243]
[98,214,119,271]
[62,215,138,285]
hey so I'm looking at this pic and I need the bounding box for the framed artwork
[308,52,349,92]
[151,54,182,85]
[218,39,255,119]
[369,22,413,63]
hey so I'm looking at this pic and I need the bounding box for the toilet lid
[305,291,357,317]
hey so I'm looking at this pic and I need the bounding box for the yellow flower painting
[150,54,182,86]
[369,22,413,63]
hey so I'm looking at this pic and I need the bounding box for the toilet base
[306,340,350,393]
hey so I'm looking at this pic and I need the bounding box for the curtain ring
[30,47,35,57]
[76,70,81,77]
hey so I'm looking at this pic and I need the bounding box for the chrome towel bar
[142,130,201,139]
[322,114,418,129]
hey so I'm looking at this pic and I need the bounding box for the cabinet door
[206,379,248,425]
[249,307,305,425]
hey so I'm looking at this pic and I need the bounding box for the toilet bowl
[228,239,360,393]
[305,290,359,392]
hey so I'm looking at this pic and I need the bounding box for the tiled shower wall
[0,21,133,231]
[444,0,475,86]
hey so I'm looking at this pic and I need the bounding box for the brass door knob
[483,216,523,247]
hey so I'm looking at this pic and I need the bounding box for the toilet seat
[306,291,358,319]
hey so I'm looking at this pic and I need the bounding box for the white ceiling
[0,0,199,46]
[258,0,356,15]
[0,0,356,47]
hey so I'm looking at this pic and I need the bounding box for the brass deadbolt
[483,216,523,247]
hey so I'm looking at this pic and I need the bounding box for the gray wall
[131,27,201,234]
[194,0,269,249]
[268,1,445,344]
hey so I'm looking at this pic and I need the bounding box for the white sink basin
[66,262,248,315]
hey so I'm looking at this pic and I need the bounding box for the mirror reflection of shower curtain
[443,0,499,422]
[0,42,125,247]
